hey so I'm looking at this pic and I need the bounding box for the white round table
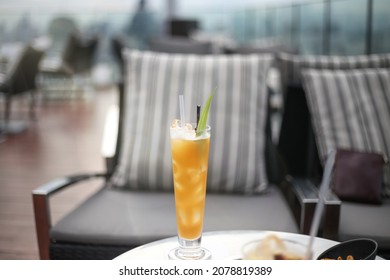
[115,230,340,260]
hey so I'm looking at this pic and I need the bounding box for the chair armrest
[322,190,341,240]
[281,176,318,235]
[32,173,107,196]
[32,173,106,259]
[282,176,341,239]
[101,104,119,174]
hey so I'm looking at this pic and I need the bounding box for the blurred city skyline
[0,0,389,55]
[0,0,324,13]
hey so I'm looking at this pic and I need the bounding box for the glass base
[168,247,211,260]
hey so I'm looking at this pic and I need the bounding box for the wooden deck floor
[0,88,117,259]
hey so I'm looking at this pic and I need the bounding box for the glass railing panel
[298,1,325,55]
[244,9,257,43]
[264,7,277,40]
[253,8,267,42]
[330,0,367,55]
[372,0,390,53]
[179,7,237,47]
[231,9,246,44]
[275,5,293,50]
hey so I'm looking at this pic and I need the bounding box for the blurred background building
[1,0,389,88]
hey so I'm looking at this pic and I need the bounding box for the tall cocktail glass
[169,122,211,260]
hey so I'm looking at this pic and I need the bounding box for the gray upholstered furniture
[277,52,390,179]
[225,41,295,55]
[32,51,318,260]
[148,36,213,54]
[277,52,390,259]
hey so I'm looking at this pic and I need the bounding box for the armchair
[33,50,319,260]
[39,31,99,97]
[277,52,390,180]
[0,43,44,133]
[276,52,390,259]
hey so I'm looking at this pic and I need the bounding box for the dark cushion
[333,148,384,205]
[51,185,298,246]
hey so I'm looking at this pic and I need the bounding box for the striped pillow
[111,50,273,194]
[301,68,390,197]
[277,52,390,95]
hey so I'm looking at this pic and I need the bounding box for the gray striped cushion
[111,50,273,194]
[277,52,390,95]
[301,68,390,197]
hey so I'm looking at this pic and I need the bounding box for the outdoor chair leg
[33,194,51,259]
[4,95,11,126]
[29,90,37,121]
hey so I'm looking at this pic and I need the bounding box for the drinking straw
[179,95,185,127]
[196,105,201,131]
[306,149,336,259]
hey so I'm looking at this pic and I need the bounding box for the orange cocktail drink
[169,121,211,260]
[171,131,209,239]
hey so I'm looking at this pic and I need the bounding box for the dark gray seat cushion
[338,199,390,249]
[51,185,298,247]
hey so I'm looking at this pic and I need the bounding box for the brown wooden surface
[0,88,117,259]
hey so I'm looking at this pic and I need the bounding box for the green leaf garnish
[196,87,216,136]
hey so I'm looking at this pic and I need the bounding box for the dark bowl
[317,238,378,260]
